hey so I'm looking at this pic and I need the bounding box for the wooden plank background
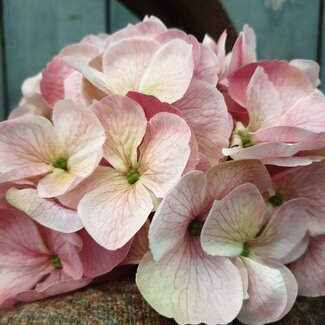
[0,0,323,120]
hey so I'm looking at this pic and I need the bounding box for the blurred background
[0,0,322,120]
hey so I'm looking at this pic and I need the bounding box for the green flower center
[188,219,203,236]
[241,243,250,257]
[127,169,140,184]
[240,133,254,148]
[52,157,68,171]
[231,122,254,148]
[269,192,283,207]
[51,256,62,269]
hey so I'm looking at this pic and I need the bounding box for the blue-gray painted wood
[0,33,5,121]
[220,0,319,62]
[2,0,106,111]
[110,0,139,33]
[320,0,325,92]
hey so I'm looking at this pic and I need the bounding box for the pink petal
[6,188,83,233]
[201,183,266,257]
[102,37,160,95]
[78,230,132,277]
[91,95,147,172]
[206,159,272,200]
[227,25,256,78]
[246,67,281,132]
[175,79,231,164]
[280,233,310,264]
[59,43,101,61]
[0,116,57,172]
[272,161,325,235]
[139,112,191,198]
[251,198,308,261]
[290,235,325,296]
[238,258,296,324]
[22,74,41,97]
[78,168,153,250]
[149,171,208,261]
[280,92,325,133]
[63,71,84,106]
[228,61,313,111]
[136,239,243,325]
[40,56,73,107]
[122,221,150,265]
[290,59,320,88]
[139,39,194,103]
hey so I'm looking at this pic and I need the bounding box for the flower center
[231,122,254,148]
[51,256,62,269]
[52,157,68,171]
[268,192,283,207]
[127,169,140,184]
[241,243,250,257]
[188,219,203,236]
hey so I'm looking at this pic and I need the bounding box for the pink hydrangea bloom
[201,183,308,324]
[0,207,130,308]
[223,63,325,166]
[136,160,271,324]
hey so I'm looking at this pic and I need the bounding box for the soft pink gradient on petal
[201,183,266,257]
[139,112,191,198]
[136,239,243,325]
[139,39,194,103]
[290,235,325,297]
[290,59,320,88]
[175,79,231,164]
[6,188,83,233]
[78,168,153,250]
[91,95,147,172]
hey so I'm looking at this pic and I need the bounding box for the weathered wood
[2,0,106,111]
[320,0,325,91]
[0,0,6,121]
[220,0,319,62]
[117,0,238,49]
[110,0,139,33]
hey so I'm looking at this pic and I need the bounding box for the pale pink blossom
[201,183,308,324]
[223,63,325,166]
[136,160,271,325]
[74,95,192,250]
[0,207,130,308]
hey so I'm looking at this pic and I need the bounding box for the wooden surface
[0,0,324,119]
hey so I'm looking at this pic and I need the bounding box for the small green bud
[269,192,283,207]
[52,157,68,171]
[51,256,62,269]
[188,219,203,236]
[127,169,140,184]
[241,243,250,257]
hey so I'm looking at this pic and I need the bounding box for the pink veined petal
[78,230,132,277]
[272,160,325,235]
[246,67,281,132]
[91,95,147,172]
[22,73,41,97]
[149,171,208,261]
[102,37,160,95]
[136,239,243,325]
[138,112,191,198]
[206,159,272,201]
[63,71,84,106]
[227,24,256,78]
[196,153,212,172]
[201,183,266,257]
[290,59,320,88]
[280,233,310,264]
[45,229,84,280]
[0,208,50,266]
[290,235,325,297]
[139,39,194,103]
[233,257,249,300]
[237,258,292,325]
[194,44,219,85]
[175,79,231,164]
[6,188,83,233]
[250,198,308,261]
[59,43,101,62]
[0,116,58,172]
[280,92,325,133]
[78,167,153,250]
[263,155,324,167]
[40,56,73,107]
[122,220,150,265]
[228,61,314,111]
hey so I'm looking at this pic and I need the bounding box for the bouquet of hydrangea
[0,15,324,325]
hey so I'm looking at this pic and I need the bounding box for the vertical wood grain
[0,0,6,120]
[320,0,325,91]
[3,0,106,111]
[220,0,320,62]
[110,0,139,33]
